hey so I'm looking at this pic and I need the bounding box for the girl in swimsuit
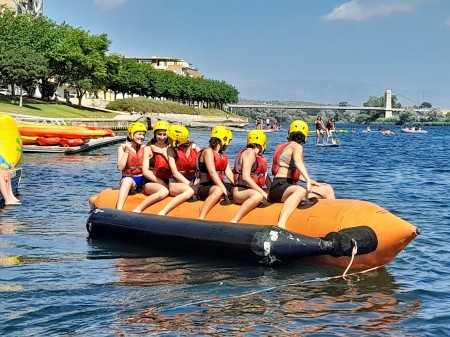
[230,130,271,223]
[157,125,201,216]
[116,122,147,210]
[132,121,170,213]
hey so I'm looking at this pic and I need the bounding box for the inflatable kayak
[18,124,114,139]
[87,188,419,269]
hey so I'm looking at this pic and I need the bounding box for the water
[1,125,449,336]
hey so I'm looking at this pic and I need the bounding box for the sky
[44,0,450,108]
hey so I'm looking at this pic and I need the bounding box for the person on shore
[197,126,234,220]
[132,121,170,213]
[325,117,335,144]
[116,122,147,210]
[230,130,271,223]
[269,120,335,228]
[0,168,21,205]
[157,125,201,216]
[315,116,324,144]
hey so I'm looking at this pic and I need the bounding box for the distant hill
[237,79,385,106]
[236,79,450,108]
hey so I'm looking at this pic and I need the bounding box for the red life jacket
[122,146,144,176]
[175,147,198,180]
[271,142,301,182]
[197,149,228,181]
[233,148,268,186]
[151,152,171,180]
[327,121,334,129]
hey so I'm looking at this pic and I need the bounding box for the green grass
[0,96,235,119]
[0,96,118,118]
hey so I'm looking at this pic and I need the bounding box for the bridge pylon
[385,89,393,118]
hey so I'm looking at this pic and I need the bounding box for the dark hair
[288,132,306,144]
[209,137,221,149]
[246,143,257,149]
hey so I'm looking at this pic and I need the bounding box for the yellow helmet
[289,120,309,140]
[153,120,170,135]
[167,125,189,147]
[127,122,147,139]
[247,130,266,151]
[211,126,232,146]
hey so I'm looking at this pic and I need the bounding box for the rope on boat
[342,239,358,279]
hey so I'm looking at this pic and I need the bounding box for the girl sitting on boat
[157,125,201,216]
[132,121,170,213]
[230,130,271,223]
[116,122,147,210]
[269,120,335,228]
[197,126,234,220]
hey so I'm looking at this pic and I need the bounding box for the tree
[54,26,110,106]
[398,107,419,125]
[420,102,432,108]
[0,46,48,106]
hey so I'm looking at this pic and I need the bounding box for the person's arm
[167,147,190,185]
[204,148,229,195]
[141,146,163,184]
[240,150,267,198]
[117,143,131,171]
[292,144,312,193]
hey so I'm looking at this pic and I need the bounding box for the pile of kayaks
[18,124,115,147]
[87,188,420,269]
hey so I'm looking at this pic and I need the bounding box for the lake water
[1,125,449,336]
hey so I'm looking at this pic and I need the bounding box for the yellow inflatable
[0,114,23,168]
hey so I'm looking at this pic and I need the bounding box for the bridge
[228,90,417,119]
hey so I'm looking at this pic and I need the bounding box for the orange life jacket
[233,148,267,186]
[175,147,198,180]
[197,149,228,181]
[271,142,301,182]
[122,146,144,176]
[151,152,171,180]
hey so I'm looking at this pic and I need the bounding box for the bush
[106,98,201,115]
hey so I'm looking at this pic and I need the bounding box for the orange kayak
[18,124,114,139]
[88,188,419,270]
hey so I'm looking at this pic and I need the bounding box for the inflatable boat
[18,123,114,139]
[87,188,419,269]
[0,114,23,202]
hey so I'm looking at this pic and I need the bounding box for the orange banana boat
[87,188,419,270]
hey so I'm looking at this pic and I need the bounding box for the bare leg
[230,188,263,223]
[199,185,223,220]
[116,177,135,210]
[277,186,306,228]
[132,183,169,213]
[158,182,194,215]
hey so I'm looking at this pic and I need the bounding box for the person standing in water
[315,116,325,145]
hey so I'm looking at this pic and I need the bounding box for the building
[132,56,203,78]
[0,0,43,16]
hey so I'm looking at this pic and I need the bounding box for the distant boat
[401,127,428,134]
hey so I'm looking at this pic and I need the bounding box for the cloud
[321,0,416,22]
[94,0,127,10]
